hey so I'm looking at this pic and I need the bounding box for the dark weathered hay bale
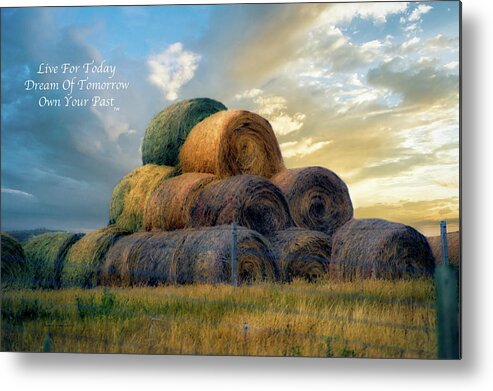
[179,110,285,178]
[101,232,153,286]
[102,226,279,286]
[24,232,84,289]
[427,232,460,267]
[62,226,130,288]
[109,164,176,232]
[142,98,227,166]
[143,173,218,231]
[191,175,294,237]
[271,167,353,237]
[271,228,332,282]
[331,219,435,280]
[1,233,28,284]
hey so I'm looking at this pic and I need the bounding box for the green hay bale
[62,226,130,288]
[109,164,176,232]
[142,98,227,166]
[24,232,84,289]
[1,232,28,285]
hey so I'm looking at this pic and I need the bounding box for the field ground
[1,279,436,358]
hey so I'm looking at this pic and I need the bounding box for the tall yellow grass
[1,279,436,358]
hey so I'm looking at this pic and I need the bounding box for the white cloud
[444,61,459,70]
[236,90,306,136]
[322,2,409,25]
[399,36,421,52]
[404,23,417,31]
[1,187,34,198]
[147,42,200,101]
[234,88,263,100]
[280,138,332,158]
[408,4,433,22]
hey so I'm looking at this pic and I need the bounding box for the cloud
[235,89,306,136]
[444,61,459,70]
[408,4,433,22]
[367,59,459,106]
[355,196,459,235]
[321,2,409,25]
[147,42,200,101]
[280,138,332,158]
[1,187,35,198]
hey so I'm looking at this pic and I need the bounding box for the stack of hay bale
[99,97,352,286]
[10,97,435,288]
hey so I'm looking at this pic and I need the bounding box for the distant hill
[5,228,62,244]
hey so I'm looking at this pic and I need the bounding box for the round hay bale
[143,173,218,231]
[191,175,294,237]
[101,232,153,287]
[179,110,285,178]
[271,228,332,282]
[271,167,353,237]
[102,226,279,286]
[109,164,175,232]
[1,232,28,285]
[427,232,460,267]
[62,226,130,288]
[142,98,227,166]
[24,232,84,289]
[330,219,435,280]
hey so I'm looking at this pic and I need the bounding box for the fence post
[43,331,52,352]
[435,220,460,359]
[231,221,238,287]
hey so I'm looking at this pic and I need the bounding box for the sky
[0,2,460,236]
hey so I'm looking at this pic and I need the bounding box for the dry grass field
[1,278,436,358]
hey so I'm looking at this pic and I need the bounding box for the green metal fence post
[435,220,460,359]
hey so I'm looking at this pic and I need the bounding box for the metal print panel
[0,1,461,358]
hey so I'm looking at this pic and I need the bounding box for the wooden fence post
[435,220,460,359]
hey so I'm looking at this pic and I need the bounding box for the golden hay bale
[102,226,279,286]
[427,232,460,267]
[24,232,84,289]
[109,164,176,232]
[271,167,353,237]
[330,219,435,280]
[179,110,285,178]
[1,233,28,284]
[271,228,332,282]
[142,98,227,166]
[62,226,130,288]
[190,175,294,237]
[143,173,218,231]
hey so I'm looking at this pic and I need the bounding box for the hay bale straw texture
[331,219,435,280]
[109,164,175,232]
[1,233,28,284]
[272,167,353,237]
[179,110,285,178]
[63,226,130,288]
[142,98,227,166]
[144,173,218,231]
[102,226,279,286]
[24,232,84,289]
[427,232,460,267]
[271,228,332,282]
[190,175,294,237]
